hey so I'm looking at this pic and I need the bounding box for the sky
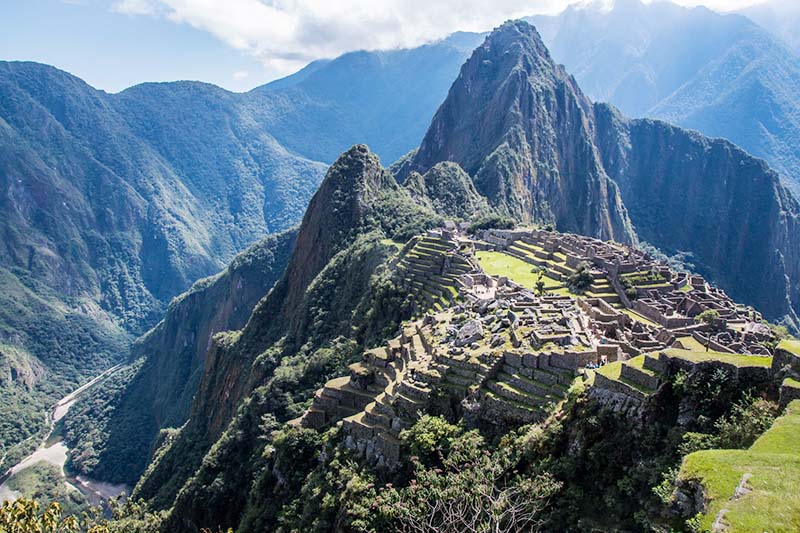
[0,0,773,93]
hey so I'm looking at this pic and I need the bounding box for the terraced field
[482,241,620,305]
[679,400,800,532]
[396,235,470,314]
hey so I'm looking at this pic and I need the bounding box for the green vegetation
[467,214,516,233]
[679,401,800,532]
[0,268,131,471]
[3,463,88,518]
[778,338,800,357]
[663,348,773,368]
[475,251,562,290]
[566,262,593,293]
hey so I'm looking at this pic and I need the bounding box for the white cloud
[110,0,567,75]
[233,70,249,80]
[110,0,768,75]
[112,0,162,15]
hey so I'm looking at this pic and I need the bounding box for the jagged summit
[275,145,398,320]
[400,20,635,244]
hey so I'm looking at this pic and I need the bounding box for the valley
[0,364,128,510]
[2,3,800,532]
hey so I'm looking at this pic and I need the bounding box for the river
[0,365,129,506]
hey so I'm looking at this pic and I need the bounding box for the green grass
[777,338,800,357]
[679,401,800,532]
[475,251,563,290]
[677,335,710,352]
[379,238,404,250]
[625,355,658,376]
[662,348,772,368]
[679,283,693,292]
[595,360,654,393]
[620,309,659,327]
[783,377,800,390]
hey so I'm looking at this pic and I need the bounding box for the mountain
[62,230,297,485]
[0,61,326,467]
[0,32,484,466]
[40,20,800,532]
[396,22,634,243]
[400,20,800,327]
[739,0,800,54]
[528,0,800,194]
[252,31,485,164]
[127,145,440,524]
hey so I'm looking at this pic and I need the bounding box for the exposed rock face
[399,21,635,243]
[132,145,438,513]
[75,230,297,484]
[593,103,800,325]
[404,162,489,219]
[400,20,800,326]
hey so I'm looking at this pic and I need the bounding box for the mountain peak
[403,20,634,243]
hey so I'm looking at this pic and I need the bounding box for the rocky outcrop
[593,103,800,326]
[404,162,489,219]
[73,230,297,485]
[398,21,635,243]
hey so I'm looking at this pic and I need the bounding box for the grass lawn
[778,338,800,357]
[679,400,800,532]
[476,251,563,290]
[677,335,709,352]
[663,348,773,368]
[620,309,659,327]
[379,238,404,250]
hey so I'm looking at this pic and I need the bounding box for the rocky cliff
[130,146,440,518]
[63,230,297,485]
[593,103,800,326]
[398,21,635,243]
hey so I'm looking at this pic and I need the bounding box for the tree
[531,266,548,297]
[567,262,593,293]
[695,310,721,348]
[695,309,720,327]
[374,418,562,532]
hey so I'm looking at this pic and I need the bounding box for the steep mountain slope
[62,230,297,485]
[594,104,800,326]
[397,22,634,243]
[0,61,326,466]
[404,162,490,220]
[253,32,484,164]
[528,0,800,193]
[739,0,800,54]
[0,31,481,475]
[130,146,440,523]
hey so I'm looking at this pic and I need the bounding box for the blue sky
[0,0,767,93]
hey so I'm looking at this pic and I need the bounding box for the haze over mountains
[2,1,800,529]
[529,0,800,195]
[0,33,479,467]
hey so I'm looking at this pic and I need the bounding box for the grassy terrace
[595,359,654,394]
[778,338,800,357]
[620,308,659,327]
[679,400,800,532]
[676,335,709,352]
[476,250,563,290]
[662,348,773,367]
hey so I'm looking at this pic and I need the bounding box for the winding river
[0,365,129,506]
